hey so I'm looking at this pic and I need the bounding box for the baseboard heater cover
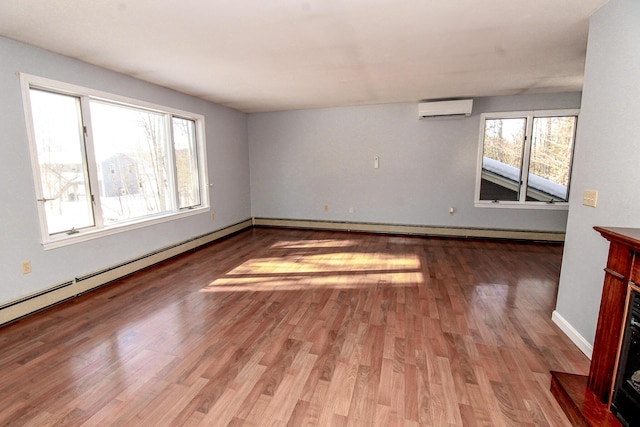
[0,218,252,326]
[252,217,565,242]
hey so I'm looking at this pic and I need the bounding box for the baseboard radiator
[0,219,253,326]
[252,217,565,242]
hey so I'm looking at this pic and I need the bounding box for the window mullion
[80,95,104,228]
[165,114,179,211]
[519,115,534,203]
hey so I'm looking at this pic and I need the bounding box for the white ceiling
[0,0,609,113]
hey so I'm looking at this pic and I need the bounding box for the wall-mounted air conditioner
[418,99,473,119]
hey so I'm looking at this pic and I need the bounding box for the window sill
[474,201,569,210]
[41,206,209,250]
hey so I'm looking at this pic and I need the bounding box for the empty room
[0,0,638,425]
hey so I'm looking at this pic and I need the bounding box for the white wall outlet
[449,207,455,216]
[374,156,379,169]
[583,190,598,207]
[21,260,32,275]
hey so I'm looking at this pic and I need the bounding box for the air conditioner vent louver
[418,99,473,119]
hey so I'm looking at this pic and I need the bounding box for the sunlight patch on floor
[201,252,424,292]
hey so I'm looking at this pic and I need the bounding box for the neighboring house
[100,153,139,197]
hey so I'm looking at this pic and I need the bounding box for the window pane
[479,118,526,201]
[90,101,171,224]
[172,117,201,208]
[29,89,94,234]
[526,116,576,202]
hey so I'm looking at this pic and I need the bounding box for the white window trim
[474,109,579,210]
[20,73,210,250]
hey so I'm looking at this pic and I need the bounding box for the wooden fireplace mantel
[589,226,640,401]
[551,226,640,426]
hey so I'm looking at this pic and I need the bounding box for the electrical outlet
[349,207,354,213]
[21,261,32,275]
[324,205,329,212]
[210,212,215,220]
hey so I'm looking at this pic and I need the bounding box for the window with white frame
[475,109,578,208]
[21,74,208,248]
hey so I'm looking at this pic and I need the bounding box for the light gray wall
[0,36,251,305]
[555,0,640,348]
[248,93,580,230]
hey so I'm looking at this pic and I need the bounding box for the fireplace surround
[551,226,640,426]
[610,285,640,426]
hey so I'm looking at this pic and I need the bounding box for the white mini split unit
[418,99,473,119]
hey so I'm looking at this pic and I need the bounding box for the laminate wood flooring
[0,228,590,426]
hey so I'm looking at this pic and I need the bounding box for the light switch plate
[583,189,598,207]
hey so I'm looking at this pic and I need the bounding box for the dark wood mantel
[551,226,640,426]
[589,227,640,401]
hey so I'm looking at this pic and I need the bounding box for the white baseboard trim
[253,217,566,242]
[552,310,593,359]
[0,219,252,326]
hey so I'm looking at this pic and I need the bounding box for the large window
[21,74,208,248]
[475,110,578,208]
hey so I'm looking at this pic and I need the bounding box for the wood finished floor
[0,228,590,426]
